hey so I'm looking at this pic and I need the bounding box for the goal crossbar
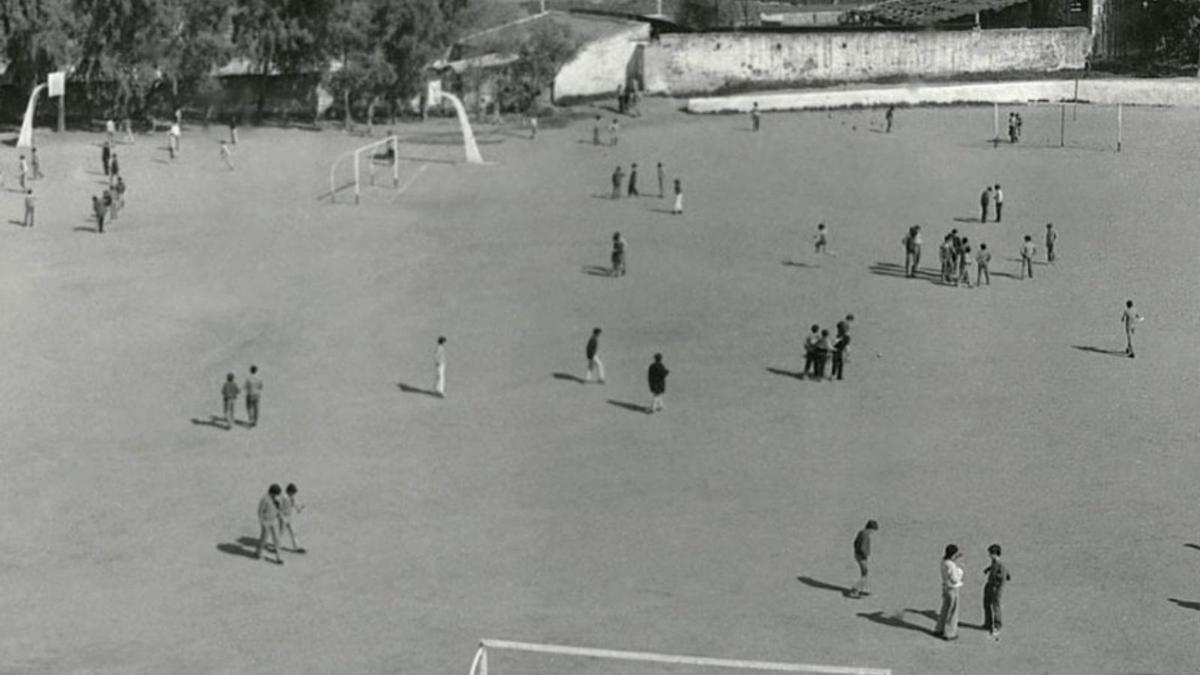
[328,135,400,204]
[469,639,891,675]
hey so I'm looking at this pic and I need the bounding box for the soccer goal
[328,135,400,204]
[989,100,1125,152]
[467,639,891,675]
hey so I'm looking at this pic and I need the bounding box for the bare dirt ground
[2,100,1199,675]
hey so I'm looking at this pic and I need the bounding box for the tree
[0,0,80,94]
[230,0,337,119]
[512,20,581,108]
[675,0,761,29]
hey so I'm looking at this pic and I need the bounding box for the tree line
[0,0,579,124]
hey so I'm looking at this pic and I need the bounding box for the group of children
[255,483,305,565]
[607,163,684,214]
[848,522,1013,642]
[801,316,854,381]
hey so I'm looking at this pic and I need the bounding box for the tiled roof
[868,0,1027,25]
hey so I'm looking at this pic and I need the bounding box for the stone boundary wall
[554,23,650,101]
[644,28,1090,95]
[686,78,1200,113]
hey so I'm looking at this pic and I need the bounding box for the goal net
[328,135,400,204]
[468,639,891,675]
[987,101,1125,153]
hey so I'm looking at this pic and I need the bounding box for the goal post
[328,135,400,204]
[468,639,891,675]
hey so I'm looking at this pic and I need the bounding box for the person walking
[109,153,120,188]
[647,353,669,414]
[751,102,761,132]
[105,119,116,145]
[102,141,112,176]
[976,243,991,286]
[585,328,605,384]
[993,184,1004,222]
[1020,235,1036,279]
[885,105,894,133]
[627,163,639,197]
[609,118,620,147]
[672,178,683,215]
[22,189,35,228]
[434,336,447,397]
[982,543,1011,640]
[103,188,116,224]
[979,186,992,223]
[593,115,602,145]
[1122,300,1142,358]
[123,117,135,144]
[657,162,665,198]
[848,520,878,598]
[221,373,239,428]
[1045,223,1057,263]
[278,483,306,554]
[92,194,106,234]
[115,176,127,216]
[813,223,829,255]
[244,365,263,427]
[254,484,285,564]
[229,115,239,145]
[831,322,850,380]
[616,84,625,115]
[611,232,627,277]
[30,148,43,179]
[611,166,623,200]
[936,544,964,641]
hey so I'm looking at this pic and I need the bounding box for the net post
[392,137,399,188]
[992,102,998,147]
[369,148,376,187]
[354,158,360,205]
[1117,103,1122,152]
[1059,103,1065,148]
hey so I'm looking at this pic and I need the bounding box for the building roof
[866,0,1026,25]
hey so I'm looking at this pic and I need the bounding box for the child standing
[608,118,619,147]
[672,178,683,215]
[982,544,1011,640]
[1020,235,1036,279]
[1045,223,1057,263]
[958,245,974,288]
[611,232,627,277]
[657,162,665,198]
[751,102,761,132]
[221,373,239,428]
[976,243,991,286]
[1122,300,1142,357]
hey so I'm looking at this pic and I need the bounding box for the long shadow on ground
[1072,345,1127,358]
[858,609,941,637]
[796,576,853,597]
[1169,598,1200,611]
[583,265,612,277]
[868,262,943,285]
[398,383,440,398]
[767,367,805,380]
[1184,543,1200,552]
[217,539,259,560]
[191,415,230,430]
[552,372,587,384]
[607,399,647,414]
